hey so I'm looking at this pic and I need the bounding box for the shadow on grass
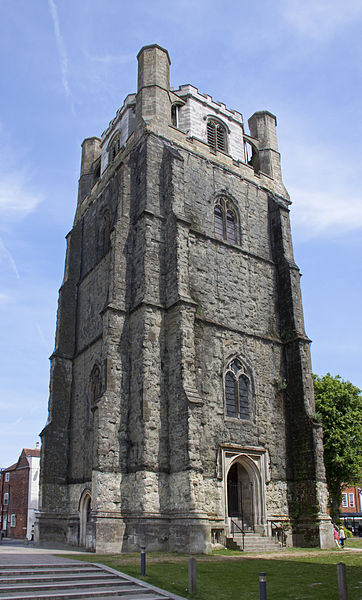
[62,551,362,600]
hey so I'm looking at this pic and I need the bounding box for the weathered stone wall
[38,44,332,553]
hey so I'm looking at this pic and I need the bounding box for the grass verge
[62,548,362,600]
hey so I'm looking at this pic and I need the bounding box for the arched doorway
[79,491,91,547]
[227,462,255,531]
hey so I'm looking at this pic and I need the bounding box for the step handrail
[230,518,245,551]
[270,520,286,546]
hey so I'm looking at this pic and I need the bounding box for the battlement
[80,44,286,201]
[175,84,243,125]
[101,93,136,141]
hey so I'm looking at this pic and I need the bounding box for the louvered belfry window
[225,359,250,420]
[207,119,227,152]
[108,135,120,164]
[214,197,238,244]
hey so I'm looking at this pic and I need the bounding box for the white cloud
[0,292,12,305]
[86,51,135,65]
[280,0,362,40]
[290,187,362,237]
[0,172,42,220]
[281,137,362,238]
[0,123,43,223]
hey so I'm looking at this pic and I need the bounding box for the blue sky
[1,0,362,467]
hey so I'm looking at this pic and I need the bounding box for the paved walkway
[0,538,91,565]
[0,539,187,599]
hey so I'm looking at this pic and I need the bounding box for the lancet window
[214,197,238,244]
[225,358,251,420]
[171,103,183,128]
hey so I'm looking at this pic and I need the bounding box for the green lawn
[63,547,362,600]
[347,537,362,549]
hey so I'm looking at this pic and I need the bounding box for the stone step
[0,578,128,593]
[0,564,174,600]
[0,591,166,600]
[0,574,119,585]
[0,566,95,572]
[226,534,283,552]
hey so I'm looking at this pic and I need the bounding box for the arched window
[171,103,183,128]
[225,358,251,420]
[214,197,238,244]
[244,140,260,174]
[207,119,227,152]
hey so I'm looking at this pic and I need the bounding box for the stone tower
[37,45,333,553]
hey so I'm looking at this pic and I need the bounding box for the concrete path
[0,540,187,600]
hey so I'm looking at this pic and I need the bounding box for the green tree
[313,373,362,519]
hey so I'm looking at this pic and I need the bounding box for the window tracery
[225,358,252,420]
[214,197,238,244]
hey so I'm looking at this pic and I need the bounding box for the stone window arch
[224,357,254,420]
[171,103,183,128]
[207,118,228,152]
[244,139,260,174]
[214,196,239,244]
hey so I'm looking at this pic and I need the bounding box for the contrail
[48,0,74,110]
[36,322,50,350]
[0,236,20,279]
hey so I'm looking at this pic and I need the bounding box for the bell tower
[37,45,333,553]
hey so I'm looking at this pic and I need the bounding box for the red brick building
[0,446,40,540]
[340,483,362,535]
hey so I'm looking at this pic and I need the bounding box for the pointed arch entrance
[222,447,267,536]
[227,462,254,530]
[79,490,91,548]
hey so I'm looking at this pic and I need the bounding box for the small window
[171,104,182,128]
[244,140,260,174]
[93,158,101,185]
[342,493,348,508]
[207,119,227,152]
[348,493,355,508]
[225,359,251,420]
[10,514,16,528]
[5,472,9,482]
[214,197,238,244]
[3,493,9,505]
[108,134,120,164]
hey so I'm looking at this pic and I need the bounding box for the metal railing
[230,518,245,550]
[270,520,286,547]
